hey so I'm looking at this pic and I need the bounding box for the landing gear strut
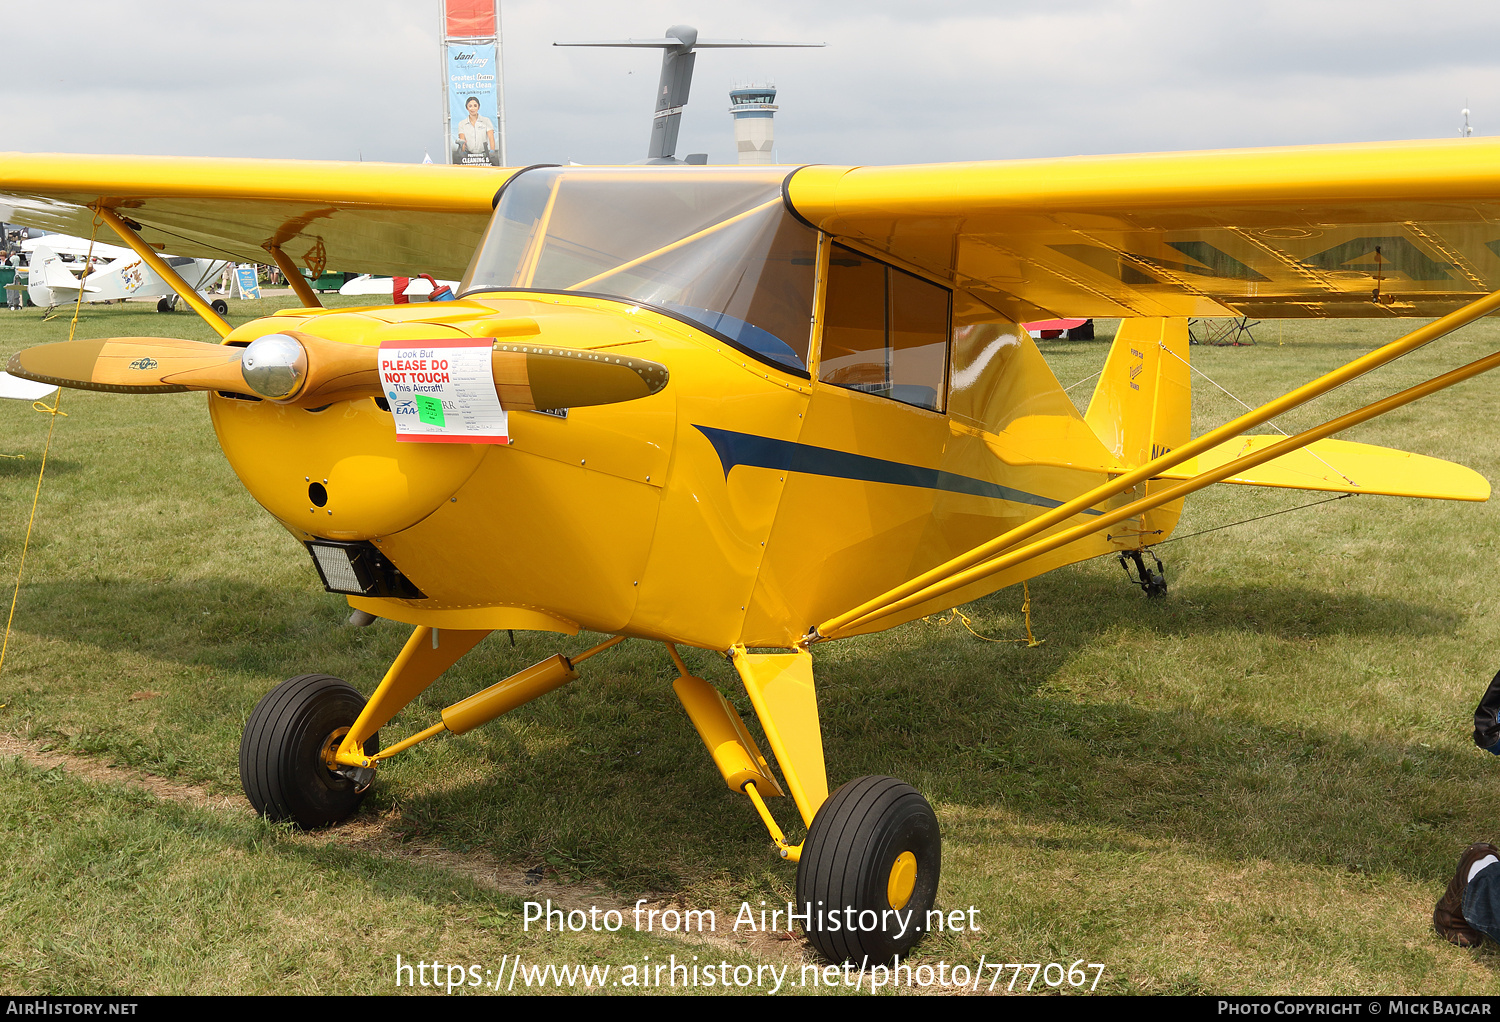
[1119,548,1167,598]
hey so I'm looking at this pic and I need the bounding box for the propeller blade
[7,338,245,394]
[492,344,669,410]
[9,332,670,411]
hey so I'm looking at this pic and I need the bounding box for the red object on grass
[1021,318,1087,332]
[1022,317,1088,339]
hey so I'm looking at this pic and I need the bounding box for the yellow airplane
[4,139,1500,963]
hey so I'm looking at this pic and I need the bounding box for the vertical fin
[1083,318,1191,543]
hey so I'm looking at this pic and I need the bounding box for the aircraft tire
[239,674,377,829]
[211,299,229,316]
[156,297,173,313]
[794,775,940,964]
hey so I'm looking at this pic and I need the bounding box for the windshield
[460,166,817,373]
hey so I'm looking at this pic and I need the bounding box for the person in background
[1436,842,1500,947]
[1435,672,1500,946]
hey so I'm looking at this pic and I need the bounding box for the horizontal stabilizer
[1156,435,1489,501]
[556,38,822,49]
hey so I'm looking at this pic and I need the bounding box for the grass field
[4,297,1500,995]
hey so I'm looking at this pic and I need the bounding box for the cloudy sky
[5,1,1498,167]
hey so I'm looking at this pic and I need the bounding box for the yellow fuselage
[211,292,1134,650]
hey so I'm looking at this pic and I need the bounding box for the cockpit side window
[818,244,951,411]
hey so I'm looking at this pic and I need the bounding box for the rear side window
[819,245,950,411]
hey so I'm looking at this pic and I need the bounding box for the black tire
[240,674,377,828]
[795,775,941,963]
[156,297,173,313]
[211,298,229,316]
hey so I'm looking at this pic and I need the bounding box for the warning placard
[377,338,508,443]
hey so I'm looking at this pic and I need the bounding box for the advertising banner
[444,0,495,37]
[445,42,501,166]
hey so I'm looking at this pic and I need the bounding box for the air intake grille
[304,540,425,599]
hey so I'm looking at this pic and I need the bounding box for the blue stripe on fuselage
[693,425,1103,515]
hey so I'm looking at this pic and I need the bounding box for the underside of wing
[0,154,513,282]
[786,138,1500,320]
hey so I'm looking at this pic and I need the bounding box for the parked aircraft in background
[21,234,228,315]
[339,273,459,302]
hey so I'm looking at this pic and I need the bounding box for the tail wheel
[795,775,941,963]
[156,297,173,313]
[240,674,377,828]
[210,298,229,316]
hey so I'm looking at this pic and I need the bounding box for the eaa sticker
[377,339,507,443]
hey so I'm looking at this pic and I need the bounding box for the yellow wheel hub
[887,851,917,910]
[320,727,351,772]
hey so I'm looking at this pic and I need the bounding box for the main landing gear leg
[240,626,629,830]
[669,644,941,963]
[240,624,491,828]
[1119,548,1167,598]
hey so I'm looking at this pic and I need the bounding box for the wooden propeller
[7,330,669,411]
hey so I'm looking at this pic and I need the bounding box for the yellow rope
[0,212,96,676]
[924,580,1044,647]
[1020,580,1041,647]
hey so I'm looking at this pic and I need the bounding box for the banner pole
[495,0,508,166]
[439,1,451,163]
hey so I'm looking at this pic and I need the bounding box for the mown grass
[4,299,1500,994]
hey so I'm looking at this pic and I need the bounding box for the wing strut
[809,285,1500,642]
[263,244,324,310]
[94,206,232,338]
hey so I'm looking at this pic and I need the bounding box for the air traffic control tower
[729,83,778,165]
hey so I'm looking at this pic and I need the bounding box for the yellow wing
[0,153,514,281]
[9,139,1500,313]
[786,137,1500,320]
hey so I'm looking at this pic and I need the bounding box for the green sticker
[415,394,446,426]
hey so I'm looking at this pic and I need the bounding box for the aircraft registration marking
[378,338,508,444]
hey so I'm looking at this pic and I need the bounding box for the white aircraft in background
[21,234,229,315]
[338,273,459,302]
[0,372,56,402]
